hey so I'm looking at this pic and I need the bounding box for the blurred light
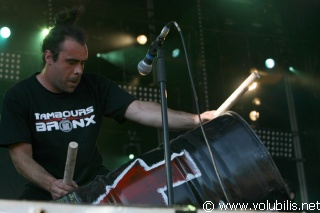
[249,110,260,121]
[172,48,180,58]
[41,28,50,38]
[0,27,11,39]
[123,143,140,160]
[183,205,197,211]
[97,45,145,70]
[248,82,257,91]
[137,34,147,45]
[100,33,136,49]
[289,66,297,73]
[98,51,124,65]
[265,58,275,69]
[252,97,261,106]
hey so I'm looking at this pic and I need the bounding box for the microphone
[138,22,173,75]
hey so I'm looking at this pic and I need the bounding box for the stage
[0,199,282,213]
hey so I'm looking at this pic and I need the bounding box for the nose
[74,63,84,75]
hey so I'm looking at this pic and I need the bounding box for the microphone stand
[156,48,174,206]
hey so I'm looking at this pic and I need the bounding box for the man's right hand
[49,179,78,199]
[9,143,79,200]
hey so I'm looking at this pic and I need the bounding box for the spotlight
[123,143,140,160]
[249,110,260,121]
[288,66,298,74]
[0,27,11,39]
[136,34,147,45]
[252,97,261,106]
[172,48,180,58]
[41,28,50,38]
[0,52,21,81]
[265,58,275,69]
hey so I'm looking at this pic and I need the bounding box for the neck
[36,67,55,92]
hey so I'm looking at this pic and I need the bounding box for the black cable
[172,21,231,204]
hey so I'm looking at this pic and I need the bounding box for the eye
[68,60,77,65]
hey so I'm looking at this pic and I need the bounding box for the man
[0,6,215,201]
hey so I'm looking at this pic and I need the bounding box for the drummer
[0,6,216,201]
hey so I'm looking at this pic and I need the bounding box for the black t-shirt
[0,72,136,185]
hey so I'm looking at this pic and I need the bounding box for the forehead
[59,38,88,60]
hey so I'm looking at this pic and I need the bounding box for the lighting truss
[119,84,160,102]
[0,52,21,81]
[255,129,294,159]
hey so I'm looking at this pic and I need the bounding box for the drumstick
[214,70,260,117]
[63,141,78,185]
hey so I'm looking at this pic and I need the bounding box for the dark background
[0,0,319,208]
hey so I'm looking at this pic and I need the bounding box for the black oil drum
[55,111,290,208]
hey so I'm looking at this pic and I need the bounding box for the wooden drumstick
[63,141,78,185]
[215,70,260,117]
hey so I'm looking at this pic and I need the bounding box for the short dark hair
[41,6,87,63]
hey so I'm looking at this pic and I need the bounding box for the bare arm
[125,100,216,130]
[9,143,78,199]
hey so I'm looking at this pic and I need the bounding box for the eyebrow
[65,58,88,63]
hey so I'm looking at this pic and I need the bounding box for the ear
[44,50,53,65]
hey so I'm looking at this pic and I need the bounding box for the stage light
[252,97,261,106]
[0,27,11,39]
[255,129,293,158]
[123,143,140,160]
[41,28,50,38]
[265,58,275,69]
[172,48,180,58]
[97,45,146,71]
[0,52,21,81]
[249,110,259,121]
[289,66,298,74]
[136,34,147,45]
[119,84,160,102]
